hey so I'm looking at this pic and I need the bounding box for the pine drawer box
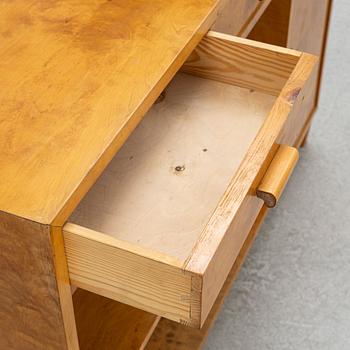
[63,32,317,328]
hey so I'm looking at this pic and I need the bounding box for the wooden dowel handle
[256,145,299,208]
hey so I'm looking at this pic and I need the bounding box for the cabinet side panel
[248,0,291,46]
[0,212,69,350]
[249,0,332,140]
[213,0,261,35]
[287,0,332,107]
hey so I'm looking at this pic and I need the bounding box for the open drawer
[63,32,317,328]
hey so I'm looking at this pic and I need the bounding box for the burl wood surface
[0,0,223,225]
[0,212,68,349]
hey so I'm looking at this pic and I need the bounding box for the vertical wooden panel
[249,0,332,140]
[213,0,273,37]
[51,226,80,349]
[248,0,291,46]
[73,289,160,350]
[0,212,71,349]
[213,0,261,35]
[287,0,332,107]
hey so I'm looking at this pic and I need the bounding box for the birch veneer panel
[146,208,268,350]
[0,0,225,225]
[0,212,70,349]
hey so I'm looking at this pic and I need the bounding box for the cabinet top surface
[0,0,221,224]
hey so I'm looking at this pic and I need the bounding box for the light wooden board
[0,0,225,225]
[180,36,316,277]
[182,31,300,96]
[287,0,331,55]
[73,289,160,350]
[213,0,260,34]
[287,0,332,108]
[64,222,196,325]
[69,208,267,350]
[237,0,273,37]
[69,206,269,350]
[213,0,272,37]
[184,52,318,325]
[248,0,291,47]
[249,0,333,134]
[69,73,275,260]
[146,207,268,350]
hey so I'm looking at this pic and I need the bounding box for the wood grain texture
[69,207,268,350]
[285,0,332,141]
[249,0,332,129]
[256,145,299,208]
[0,0,224,225]
[146,54,318,343]
[51,226,80,350]
[287,0,331,55]
[200,194,264,325]
[287,0,333,108]
[63,223,198,326]
[0,212,70,349]
[69,73,273,260]
[146,51,319,342]
[248,0,291,46]
[64,71,273,327]
[146,207,268,350]
[185,52,317,325]
[184,50,317,272]
[213,0,272,37]
[238,0,273,37]
[182,31,300,96]
[73,289,160,350]
[213,0,259,34]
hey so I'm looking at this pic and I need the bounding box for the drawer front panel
[201,194,263,322]
[64,224,197,326]
[183,33,317,326]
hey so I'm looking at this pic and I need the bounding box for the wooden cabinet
[0,1,332,349]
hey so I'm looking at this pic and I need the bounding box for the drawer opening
[64,32,317,327]
[68,73,274,260]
